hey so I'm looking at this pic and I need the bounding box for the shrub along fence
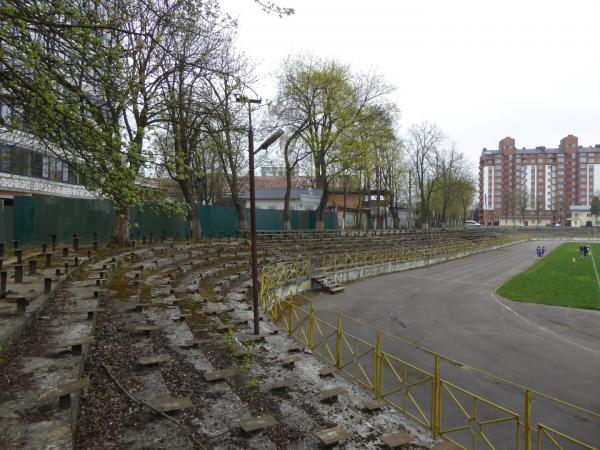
[0,195,339,245]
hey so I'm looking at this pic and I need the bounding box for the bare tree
[405,122,444,228]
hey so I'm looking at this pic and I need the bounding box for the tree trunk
[231,191,247,232]
[388,195,399,229]
[315,177,329,230]
[113,205,129,245]
[190,210,201,239]
[342,179,347,230]
[283,167,292,230]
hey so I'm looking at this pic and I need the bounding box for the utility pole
[236,95,283,335]
[408,170,412,228]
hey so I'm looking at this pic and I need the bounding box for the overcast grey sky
[219,0,600,166]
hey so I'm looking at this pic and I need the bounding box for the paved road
[312,241,600,447]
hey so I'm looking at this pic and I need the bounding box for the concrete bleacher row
[0,231,496,448]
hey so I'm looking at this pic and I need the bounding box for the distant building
[0,130,94,200]
[239,188,322,211]
[479,135,600,226]
[259,160,299,177]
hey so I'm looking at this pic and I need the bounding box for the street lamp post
[236,94,284,335]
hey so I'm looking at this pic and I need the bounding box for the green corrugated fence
[0,195,339,244]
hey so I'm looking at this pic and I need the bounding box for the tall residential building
[479,135,600,226]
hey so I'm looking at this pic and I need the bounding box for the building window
[0,144,10,172]
[42,156,49,178]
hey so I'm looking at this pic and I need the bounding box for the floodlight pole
[236,95,284,335]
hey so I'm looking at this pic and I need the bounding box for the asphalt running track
[312,241,600,448]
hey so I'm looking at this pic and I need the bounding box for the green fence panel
[290,210,312,230]
[255,208,284,231]
[26,196,114,244]
[13,196,34,244]
[198,205,240,237]
[129,204,189,240]
[0,200,14,243]
[31,196,58,243]
[324,211,339,229]
[6,197,338,246]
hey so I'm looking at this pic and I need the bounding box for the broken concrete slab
[362,399,387,411]
[147,397,193,413]
[137,354,172,366]
[38,377,90,408]
[204,368,236,382]
[381,430,413,448]
[319,387,346,403]
[316,425,351,445]
[239,414,278,433]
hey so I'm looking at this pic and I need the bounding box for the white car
[465,220,481,227]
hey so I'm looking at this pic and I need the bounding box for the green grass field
[497,242,600,310]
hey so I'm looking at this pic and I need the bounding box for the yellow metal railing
[260,235,599,450]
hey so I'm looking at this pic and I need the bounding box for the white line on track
[489,291,600,358]
[589,242,600,295]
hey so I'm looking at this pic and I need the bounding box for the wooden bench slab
[265,379,297,392]
[280,355,302,368]
[319,366,338,377]
[138,354,171,366]
[240,414,278,433]
[381,431,413,448]
[172,314,191,322]
[287,343,304,353]
[319,387,346,403]
[132,325,160,334]
[362,399,387,411]
[147,397,193,413]
[38,377,90,408]
[204,367,236,382]
[316,425,351,445]
[57,336,94,355]
[179,339,201,349]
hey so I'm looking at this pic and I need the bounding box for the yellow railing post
[432,354,441,438]
[287,302,293,336]
[308,303,315,349]
[524,389,532,450]
[336,313,342,369]
[374,330,382,399]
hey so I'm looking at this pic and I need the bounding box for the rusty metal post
[0,271,7,296]
[15,265,23,283]
[247,99,260,336]
[28,259,36,275]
